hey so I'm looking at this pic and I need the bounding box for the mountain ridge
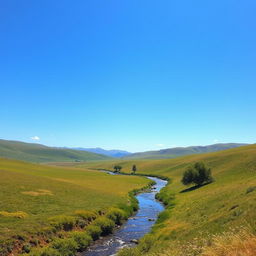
[73,147,132,158]
[124,143,249,159]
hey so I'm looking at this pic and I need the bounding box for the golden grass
[202,229,256,256]
[21,189,53,196]
[0,211,28,218]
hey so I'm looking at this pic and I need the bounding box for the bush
[86,225,102,240]
[48,215,76,231]
[68,231,92,251]
[75,218,87,229]
[155,187,175,206]
[51,237,78,256]
[74,210,98,222]
[93,217,115,235]
[106,208,128,225]
[22,243,31,253]
[181,162,213,186]
[246,186,256,194]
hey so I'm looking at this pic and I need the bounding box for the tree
[132,165,137,174]
[181,166,196,185]
[181,162,213,186]
[113,165,122,173]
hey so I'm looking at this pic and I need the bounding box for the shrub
[86,225,102,240]
[75,218,87,229]
[74,210,98,222]
[93,217,115,235]
[181,162,213,186]
[22,243,31,253]
[128,192,139,212]
[118,235,157,256]
[106,208,128,225]
[68,231,92,251]
[246,186,256,194]
[155,187,175,206]
[48,215,76,231]
[28,247,61,256]
[51,237,78,256]
[137,235,157,253]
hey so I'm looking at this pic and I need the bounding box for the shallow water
[80,176,167,256]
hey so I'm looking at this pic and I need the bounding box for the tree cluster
[181,162,213,186]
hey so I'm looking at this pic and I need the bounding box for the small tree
[181,162,212,186]
[113,165,122,173]
[113,165,119,173]
[132,165,137,174]
[181,166,196,185]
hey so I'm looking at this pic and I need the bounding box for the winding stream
[80,175,167,256]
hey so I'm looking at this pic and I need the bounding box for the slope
[0,139,110,163]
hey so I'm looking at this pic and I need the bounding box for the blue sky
[1,0,256,152]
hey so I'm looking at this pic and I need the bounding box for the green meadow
[0,158,149,255]
[78,145,256,255]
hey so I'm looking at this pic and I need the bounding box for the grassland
[0,139,111,163]
[78,145,256,255]
[0,158,150,255]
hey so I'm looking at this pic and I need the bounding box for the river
[80,175,167,256]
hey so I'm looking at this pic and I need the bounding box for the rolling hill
[0,139,111,163]
[125,143,248,159]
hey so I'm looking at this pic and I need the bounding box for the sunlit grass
[0,158,148,244]
[80,145,256,255]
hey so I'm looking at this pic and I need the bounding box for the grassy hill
[79,145,256,256]
[0,158,149,255]
[125,143,248,159]
[0,139,111,163]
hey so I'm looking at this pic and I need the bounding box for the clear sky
[1,0,256,152]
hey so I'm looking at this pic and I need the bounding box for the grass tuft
[0,211,28,218]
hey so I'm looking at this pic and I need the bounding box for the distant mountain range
[124,143,248,159]
[73,147,132,158]
[0,139,111,163]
